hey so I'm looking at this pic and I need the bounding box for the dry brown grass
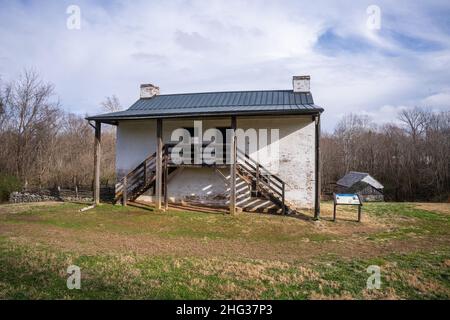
[415,203,450,215]
[0,201,449,264]
[0,201,62,214]
[2,216,447,265]
[0,201,449,300]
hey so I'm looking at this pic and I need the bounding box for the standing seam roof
[87,89,323,121]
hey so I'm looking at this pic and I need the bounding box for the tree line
[321,110,449,201]
[0,70,448,202]
[0,70,117,199]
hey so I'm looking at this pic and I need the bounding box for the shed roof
[336,171,384,190]
[86,90,323,124]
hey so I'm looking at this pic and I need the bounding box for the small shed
[336,171,384,202]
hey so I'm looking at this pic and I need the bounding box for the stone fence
[9,186,114,203]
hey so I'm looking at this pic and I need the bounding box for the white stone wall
[115,115,316,209]
[116,120,157,178]
[238,116,316,209]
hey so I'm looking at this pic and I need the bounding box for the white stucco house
[87,76,324,217]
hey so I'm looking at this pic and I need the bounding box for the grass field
[0,201,449,299]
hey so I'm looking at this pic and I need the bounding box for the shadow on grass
[319,216,362,223]
[127,201,156,212]
[65,200,91,206]
[286,211,315,221]
[131,200,226,215]
[155,201,324,222]
[118,200,323,222]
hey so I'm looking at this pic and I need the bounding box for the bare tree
[101,95,122,113]
[322,108,449,201]
[398,107,425,143]
[1,70,60,185]
[334,114,373,173]
[0,69,117,192]
[0,80,6,128]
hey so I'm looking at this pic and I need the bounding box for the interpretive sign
[333,193,363,222]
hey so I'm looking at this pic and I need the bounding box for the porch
[113,141,289,214]
[88,113,320,216]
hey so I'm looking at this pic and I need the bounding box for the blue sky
[0,0,449,131]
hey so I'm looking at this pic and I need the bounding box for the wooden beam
[155,119,163,210]
[229,116,237,215]
[314,114,321,220]
[163,146,169,210]
[122,176,127,207]
[93,121,101,205]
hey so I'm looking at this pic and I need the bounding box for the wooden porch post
[122,176,127,207]
[93,121,101,205]
[156,118,163,210]
[163,145,169,210]
[229,116,237,215]
[314,114,321,220]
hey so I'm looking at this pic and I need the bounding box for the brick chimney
[292,75,310,93]
[140,84,160,99]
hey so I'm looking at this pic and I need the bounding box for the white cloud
[0,0,449,130]
[421,91,450,109]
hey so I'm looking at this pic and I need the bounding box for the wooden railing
[165,142,231,166]
[236,148,287,214]
[114,151,157,203]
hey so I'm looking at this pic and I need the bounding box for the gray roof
[87,90,323,123]
[337,171,384,190]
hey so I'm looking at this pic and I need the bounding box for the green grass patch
[0,202,321,242]
[0,236,448,299]
[0,201,449,299]
[363,202,449,221]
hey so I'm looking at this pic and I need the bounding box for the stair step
[240,197,280,213]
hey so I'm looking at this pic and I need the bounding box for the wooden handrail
[117,145,167,185]
[237,159,284,193]
[234,148,287,214]
[165,142,232,147]
[236,148,284,184]
[237,165,284,197]
[115,148,162,202]
[238,163,283,192]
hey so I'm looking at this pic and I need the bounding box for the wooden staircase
[115,149,162,203]
[114,144,293,215]
[236,148,292,215]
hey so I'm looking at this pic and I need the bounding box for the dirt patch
[309,291,355,300]
[362,287,400,300]
[0,201,62,215]
[1,219,448,264]
[0,201,449,264]
[414,203,450,215]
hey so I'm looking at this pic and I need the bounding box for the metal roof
[337,171,384,190]
[86,90,323,123]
